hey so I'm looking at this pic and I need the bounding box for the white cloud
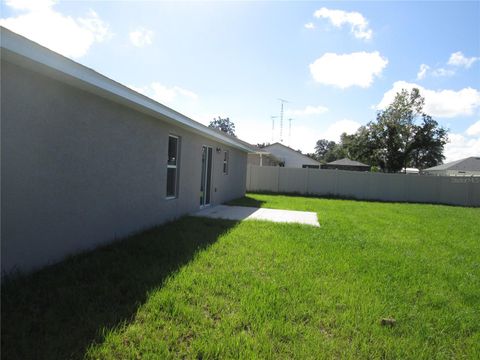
[431,67,455,77]
[128,82,198,105]
[309,51,388,89]
[444,133,480,162]
[0,0,111,59]
[286,120,360,153]
[447,51,479,68]
[377,81,480,118]
[5,0,56,11]
[466,120,480,136]
[129,27,154,47]
[313,7,372,40]
[304,22,315,29]
[416,64,430,80]
[416,51,478,80]
[286,105,328,116]
[322,119,361,142]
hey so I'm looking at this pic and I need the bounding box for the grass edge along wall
[246,165,480,207]
[1,28,249,274]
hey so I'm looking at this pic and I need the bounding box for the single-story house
[322,158,371,172]
[246,146,282,167]
[262,142,322,168]
[423,157,480,176]
[1,27,252,273]
[206,130,282,167]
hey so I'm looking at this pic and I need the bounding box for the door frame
[200,145,213,208]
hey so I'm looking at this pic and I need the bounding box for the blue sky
[2,0,479,161]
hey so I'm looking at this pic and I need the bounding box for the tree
[208,116,236,137]
[369,88,447,172]
[314,139,336,162]
[336,88,447,172]
[409,115,448,169]
[256,142,271,148]
[315,137,348,163]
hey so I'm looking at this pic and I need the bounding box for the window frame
[166,134,180,199]
[223,150,229,175]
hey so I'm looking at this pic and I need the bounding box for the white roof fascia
[0,27,252,153]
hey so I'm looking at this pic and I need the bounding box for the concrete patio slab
[192,205,320,227]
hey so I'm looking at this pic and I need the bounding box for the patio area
[192,204,320,226]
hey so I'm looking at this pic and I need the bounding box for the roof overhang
[0,27,253,153]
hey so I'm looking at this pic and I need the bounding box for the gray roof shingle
[326,158,370,167]
[424,157,480,171]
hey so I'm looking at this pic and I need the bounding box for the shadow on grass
[225,195,266,208]
[1,216,239,360]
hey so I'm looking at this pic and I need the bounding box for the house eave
[0,27,253,153]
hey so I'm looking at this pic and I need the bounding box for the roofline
[424,156,480,171]
[0,27,253,153]
[264,142,322,164]
[326,158,370,167]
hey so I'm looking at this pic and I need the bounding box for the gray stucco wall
[1,60,247,273]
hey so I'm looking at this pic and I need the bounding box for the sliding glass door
[200,146,213,207]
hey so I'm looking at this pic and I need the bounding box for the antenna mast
[278,98,289,143]
[270,116,278,142]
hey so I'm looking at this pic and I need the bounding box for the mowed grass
[2,194,480,359]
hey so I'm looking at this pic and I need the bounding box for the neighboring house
[248,150,283,167]
[1,27,252,273]
[206,131,282,167]
[262,142,322,168]
[423,157,480,176]
[322,158,371,172]
[245,144,282,167]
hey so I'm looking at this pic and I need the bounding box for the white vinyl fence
[246,165,480,207]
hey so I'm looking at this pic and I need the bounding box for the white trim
[0,27,253,153]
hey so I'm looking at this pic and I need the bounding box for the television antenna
[277,98,289,143]
[270,116,278,142]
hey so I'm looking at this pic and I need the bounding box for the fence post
[276,166,280,193]
[334,169,338,196]
[305,168,309,195]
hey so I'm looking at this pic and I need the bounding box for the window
[223,150,229,174]
[166,135,179,198]
[302,164,320,169]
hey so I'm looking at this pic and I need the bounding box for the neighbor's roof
[424,157,480,171]
[326,158,370,167]
[0,27,253,153]
[264,142,322,164]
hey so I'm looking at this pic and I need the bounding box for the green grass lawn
[2,194,480,359]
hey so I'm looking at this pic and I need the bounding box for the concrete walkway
[192,205,319,227]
